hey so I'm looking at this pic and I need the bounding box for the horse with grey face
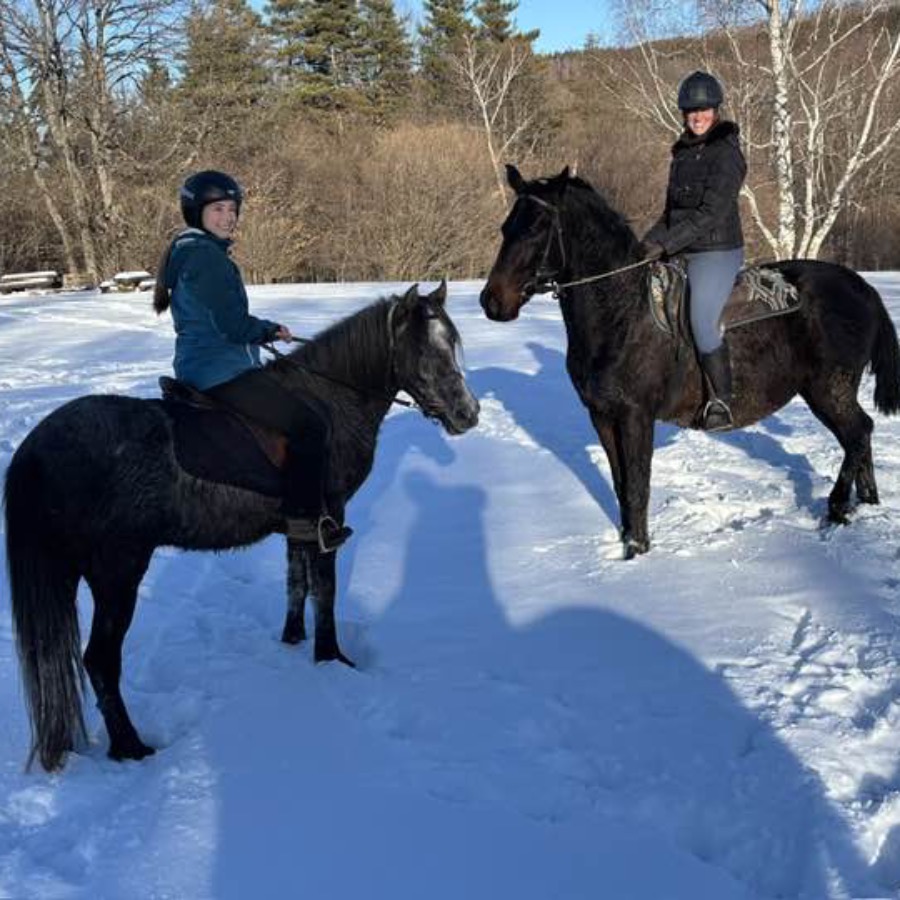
[480,165,900,559]
[5,282,479,771]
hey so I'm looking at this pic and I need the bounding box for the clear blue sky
[399,0,618,53]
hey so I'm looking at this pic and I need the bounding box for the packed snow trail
[1,277,899,898]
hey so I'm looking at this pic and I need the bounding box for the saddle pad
[159,399,284,497]
[649,261,801,339]
[649,261,689,341]
[722,266,802,330]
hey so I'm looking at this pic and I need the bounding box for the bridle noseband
[519,194,567,295]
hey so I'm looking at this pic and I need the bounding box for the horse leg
[856,455,879,506]
[310,550,354,667]
[591,412,631,540]
[617,413,655,558]
[281,539,309,645]
[83,550,155,762]
[594,411,654,558]
[803,381,875,523]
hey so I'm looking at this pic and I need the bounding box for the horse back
[767,259,886,357]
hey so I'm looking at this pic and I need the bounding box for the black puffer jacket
[644,120,746,255]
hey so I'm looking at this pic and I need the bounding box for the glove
[640,241,665,262]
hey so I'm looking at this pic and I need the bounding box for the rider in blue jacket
[154,170,351,551]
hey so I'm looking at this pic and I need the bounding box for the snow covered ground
[1,276,899,899]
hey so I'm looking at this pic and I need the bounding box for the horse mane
[560,176,641,263]
[268,298,395,389]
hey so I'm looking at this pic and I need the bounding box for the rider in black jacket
[642,71,747,431]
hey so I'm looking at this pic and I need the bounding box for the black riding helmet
[677,71,724,111]
[180,170,243,229]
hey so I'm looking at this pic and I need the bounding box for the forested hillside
[1,0,898,284]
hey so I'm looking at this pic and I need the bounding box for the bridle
[522,194,568,295]
[516,194,653,298]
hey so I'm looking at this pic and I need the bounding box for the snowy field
[1,276,899,899]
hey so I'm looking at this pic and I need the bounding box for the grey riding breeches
[686,247,745,354]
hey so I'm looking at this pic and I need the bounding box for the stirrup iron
[701,398,733,432]
[286,515,353,553]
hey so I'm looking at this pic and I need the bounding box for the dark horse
[5,282,479,771]
[481,165,900,559]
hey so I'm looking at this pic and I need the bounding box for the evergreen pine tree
[418,0,471,109]
[266,0,365,110]
[179,0,270,136]
[471,0,515,42]
[357,0,413,118]
[472,0,539,44]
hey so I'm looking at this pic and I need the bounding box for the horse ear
[506,164,525,194]
[399,283,419,310]
[428,279,448,306]
[549,166,570,189]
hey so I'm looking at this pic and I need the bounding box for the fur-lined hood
[672,120,740,153]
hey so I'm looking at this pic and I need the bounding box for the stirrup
[701,399,733,432]
[285,515,353,553]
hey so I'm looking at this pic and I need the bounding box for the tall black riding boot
[699,344,734,432]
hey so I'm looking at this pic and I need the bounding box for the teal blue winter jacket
[165,228,279,390]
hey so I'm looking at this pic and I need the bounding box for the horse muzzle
[436,390,480,435]
[479,281,527,322]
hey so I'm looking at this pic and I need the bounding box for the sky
[1,276,899,898]
[398,0,618,53]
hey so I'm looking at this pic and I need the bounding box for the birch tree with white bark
[0,0,186,280]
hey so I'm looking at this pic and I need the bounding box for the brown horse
[480,165,900,558]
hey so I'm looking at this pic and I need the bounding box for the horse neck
[559,192,638,281]
[557,196,647,351]
[286,301,396,427]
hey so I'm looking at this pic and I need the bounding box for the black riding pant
[206,368,331,519]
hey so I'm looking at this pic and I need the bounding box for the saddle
[158,376,287,497]
[648,260,802,344]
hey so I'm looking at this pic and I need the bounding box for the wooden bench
[0,271,64,294]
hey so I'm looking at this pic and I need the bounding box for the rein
[261,302,415,411]
[520,194,653,298]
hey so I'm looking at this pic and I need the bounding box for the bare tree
[448,32,545,202]
[604,0,900,260]
[0,0,186,281]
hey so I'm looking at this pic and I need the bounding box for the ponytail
[153,240,174,314]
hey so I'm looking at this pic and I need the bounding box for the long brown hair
[152,240,174,314]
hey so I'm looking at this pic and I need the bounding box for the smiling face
[201,199,239,239]
[684,107,717,137]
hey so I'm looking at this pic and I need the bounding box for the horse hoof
[315,646,356,668]
[623,538,649,560]
[281,623,307,645]
[827,505,851,526]
[108,741,156,762]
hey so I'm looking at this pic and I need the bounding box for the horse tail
[4,446,86,771]
[152,240,173,314]
[869,285,900,416]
